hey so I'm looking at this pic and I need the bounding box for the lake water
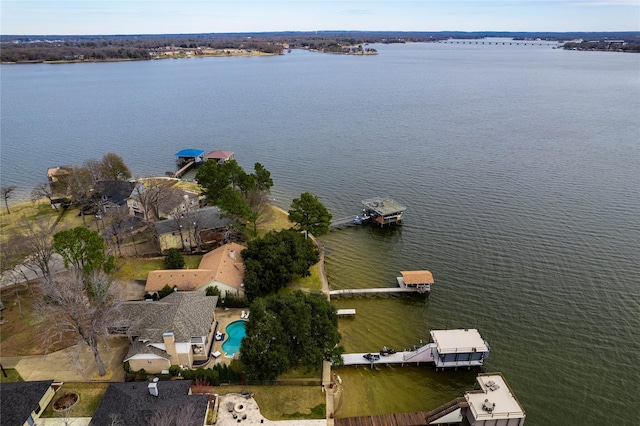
[2,42,639,425]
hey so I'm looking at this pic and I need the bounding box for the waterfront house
[92,180,136,213]
[430,329,490,369]
[0,380,57,426]
[145,242,246,297]
[127,180,199,221]
[90,381,208,426]
[153,206,231,253]
[120,292,218,373]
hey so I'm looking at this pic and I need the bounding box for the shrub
[169,365,181,376]
[205,286,221,297]
[222,293,249,308]
[158,284,175,299]
[164,248,185,269]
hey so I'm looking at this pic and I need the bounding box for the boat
[363,353,380,361]
[380,346,397,356]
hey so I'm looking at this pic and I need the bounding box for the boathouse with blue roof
[175,149,206,166]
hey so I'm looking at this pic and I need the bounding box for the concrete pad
[216,393,326,426]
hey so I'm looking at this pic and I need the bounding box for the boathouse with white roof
[430,328,490,369]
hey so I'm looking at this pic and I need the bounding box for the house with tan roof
[145,242,246,298]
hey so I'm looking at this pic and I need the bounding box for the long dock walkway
[342,344,436,367]
[329,216,361,230]
[173,160,195,178]
[329,287,417,296]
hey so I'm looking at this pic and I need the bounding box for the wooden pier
[173,160,195,178]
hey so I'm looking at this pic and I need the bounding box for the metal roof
[430,329,489,354]
[205,150,234,159]
[362,198,406,216]
[175,149,205,157]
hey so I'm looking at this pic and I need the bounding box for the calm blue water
[1,43,639,425]
[222,320,247,356]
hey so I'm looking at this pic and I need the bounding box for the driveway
[11,336,130,382]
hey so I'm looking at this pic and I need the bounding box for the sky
[1,0,638,35]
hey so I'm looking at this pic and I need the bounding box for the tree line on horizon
[3,31,638,62]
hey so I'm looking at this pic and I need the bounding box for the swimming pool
[221,320,246,356]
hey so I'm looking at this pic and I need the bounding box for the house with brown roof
[145,242,246,298]
[121,292,218,373]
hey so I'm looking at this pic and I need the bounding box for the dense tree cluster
[240,291,344,381]
[242,229,319,301]
[196,159,273,235]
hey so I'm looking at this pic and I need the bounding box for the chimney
[162,332,178,365]
[148,382,158,397]
[229,250,235,260]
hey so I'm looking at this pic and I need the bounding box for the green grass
[41,382,109,418]
[214,385,325,420]
[0,368,24,383]
[116,255,203,280]
[277,366,322,380]
[291,262,323,292]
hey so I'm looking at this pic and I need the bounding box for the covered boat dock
[361,198,406,227]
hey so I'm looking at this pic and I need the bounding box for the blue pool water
[221,320,246,356]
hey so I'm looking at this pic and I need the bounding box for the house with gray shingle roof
[90,380,208,426]
[154,206,231,253]
[0,380,56,426]
[120,292,218,373]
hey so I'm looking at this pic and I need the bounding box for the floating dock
[336,309,356,317]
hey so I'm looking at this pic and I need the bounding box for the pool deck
[209,308,246,366]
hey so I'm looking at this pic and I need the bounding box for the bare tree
[147,403,203,426]
[2,185,17,214]
[129,178,189,222]
[18,216,57,288]
[85,153,131,182]
[36,271,130,376]
[65,166,94,227]
[31,182,58,211]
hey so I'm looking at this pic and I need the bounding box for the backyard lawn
[0,368,24,383]
[41,382,109,418]
[211,385,325,420]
